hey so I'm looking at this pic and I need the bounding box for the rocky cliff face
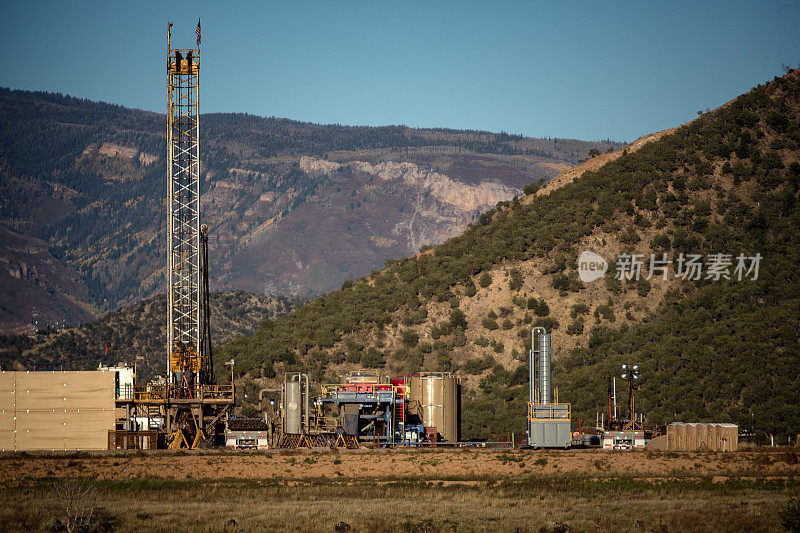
[300,156,520,250]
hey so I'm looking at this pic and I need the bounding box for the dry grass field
[0,448,798,532]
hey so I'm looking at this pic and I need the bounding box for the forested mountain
[0,87,620,332]
[219,70,800,440]
[0,291,304,379]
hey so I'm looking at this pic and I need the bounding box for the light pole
[621,363,640,425]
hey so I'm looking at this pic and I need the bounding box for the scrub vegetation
[220,69,800,440]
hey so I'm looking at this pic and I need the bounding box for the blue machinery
[527,327,572,448]
[320,381,398,443]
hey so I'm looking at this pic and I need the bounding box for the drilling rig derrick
[156,21,233,445]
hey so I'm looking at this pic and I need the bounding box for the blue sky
[0,1,798,142]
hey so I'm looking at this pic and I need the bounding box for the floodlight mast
[621,362,640,427]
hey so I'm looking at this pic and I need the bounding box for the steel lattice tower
[166,26,201,387]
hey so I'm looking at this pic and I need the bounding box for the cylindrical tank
[539,332,551,404]
[409,373,460,442]
[285,380,301,434]
[442,376,459,442]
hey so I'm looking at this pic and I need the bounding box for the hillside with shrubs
[0,292,304,379]
[221,68,800,440]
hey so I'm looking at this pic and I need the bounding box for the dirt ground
[1,447,798,482]
[1,448,798,531]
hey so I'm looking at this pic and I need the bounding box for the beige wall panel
[1,372,116,450]
[65,410,114,449]
[0,373,15,395]
[0,410,14,449]
[16,411,66,450]
[65,410,115,433]
[0,408,14,432]
[16,372,114,411]
[0,430,14,450]
[0,374,16,450]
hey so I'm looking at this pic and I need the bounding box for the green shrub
[566,318,585,335]
[633,212,651,227]
[619,228,641,245]
[464,280,477,297]
[461,356,494,374]
[636,278,651,297]
[605,275,622,294]
[436,352,454,372]
[401,329,419,346]
[453,330,467,347]
[482,317,499,330]
[552,273,571,291]
[449,308,467,329]
[361,347,385,367]
[479,272,493,288]
[533,317,559,330]
[570,303,590,318]
[522,181,542,195]
[650,233,671,251]
[594,304,616,322]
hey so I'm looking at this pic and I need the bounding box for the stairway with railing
[393,386,405,442]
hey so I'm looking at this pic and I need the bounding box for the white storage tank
[408,373,460,442]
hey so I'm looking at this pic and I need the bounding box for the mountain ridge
[0,86,622,331]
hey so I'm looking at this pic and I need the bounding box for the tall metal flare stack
[527,327,571,448]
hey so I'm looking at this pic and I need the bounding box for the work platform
[115,383,233,439]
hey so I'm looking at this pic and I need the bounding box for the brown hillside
[223,68,800,437]
[529,127,678,200]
